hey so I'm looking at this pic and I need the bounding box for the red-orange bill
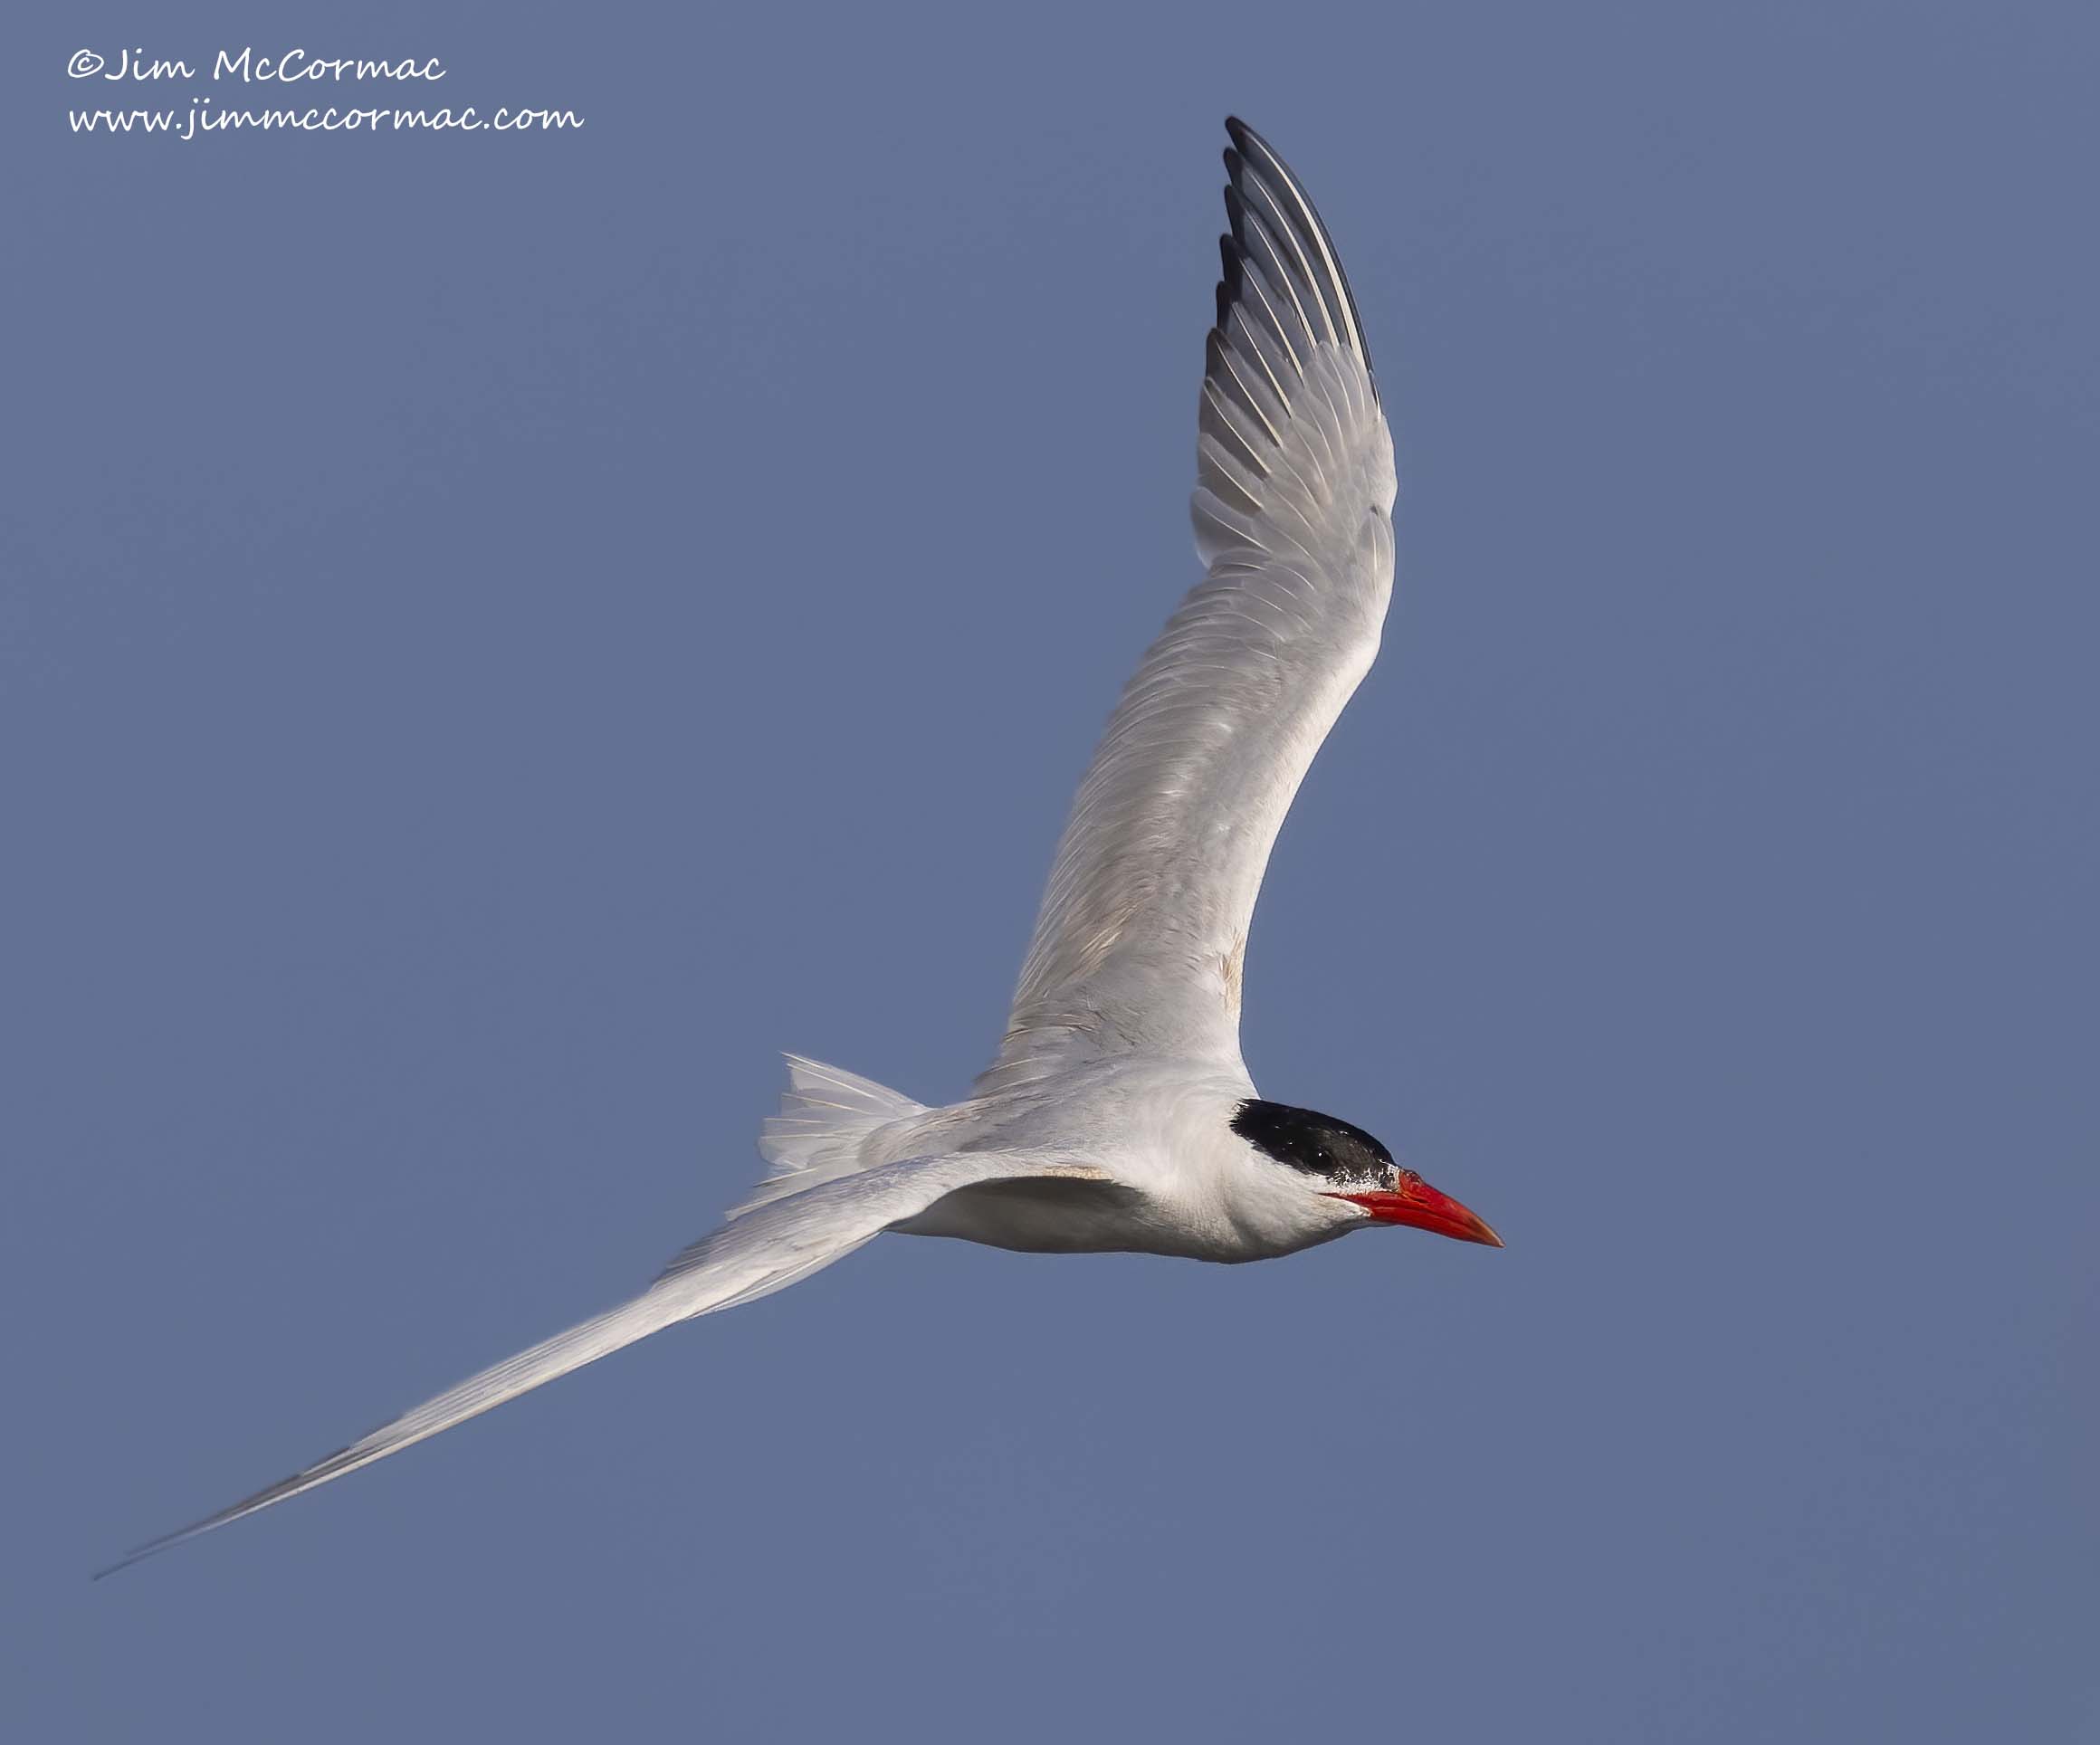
[1326,1179,1503,1247]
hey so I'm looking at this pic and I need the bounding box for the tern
[100,119,1500,1578]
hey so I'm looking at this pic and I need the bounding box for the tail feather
[732,1054,922,1219]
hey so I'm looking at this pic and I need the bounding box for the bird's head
[1230,1099,1503,1246]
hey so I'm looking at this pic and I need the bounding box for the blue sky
[8,3,2095,1739]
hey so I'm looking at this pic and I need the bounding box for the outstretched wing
[96,1151,1109,1577]
[979,119,1397,1096]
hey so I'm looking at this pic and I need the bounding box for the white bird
[100,118,1499,1578]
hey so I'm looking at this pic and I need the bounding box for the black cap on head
[1231,1100,1394,1189]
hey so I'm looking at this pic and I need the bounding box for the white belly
[875,1058,1366,1263]
[891,1168,1359,1263]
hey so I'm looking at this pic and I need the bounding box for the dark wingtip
[1214,232,1246,338]
[1214,115,1378,403]
[91,1511,228,1578]
[1227,117,1278,160]
[92,1541,163,1581]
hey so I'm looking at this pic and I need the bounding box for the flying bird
[100,118,1499,1578]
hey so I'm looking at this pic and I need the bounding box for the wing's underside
[979,119,1397,1096]
[96,1151,1106,1576]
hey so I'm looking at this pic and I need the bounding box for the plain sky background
[7,3,2095,1740]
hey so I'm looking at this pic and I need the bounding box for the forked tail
[729,1054,922,1219]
